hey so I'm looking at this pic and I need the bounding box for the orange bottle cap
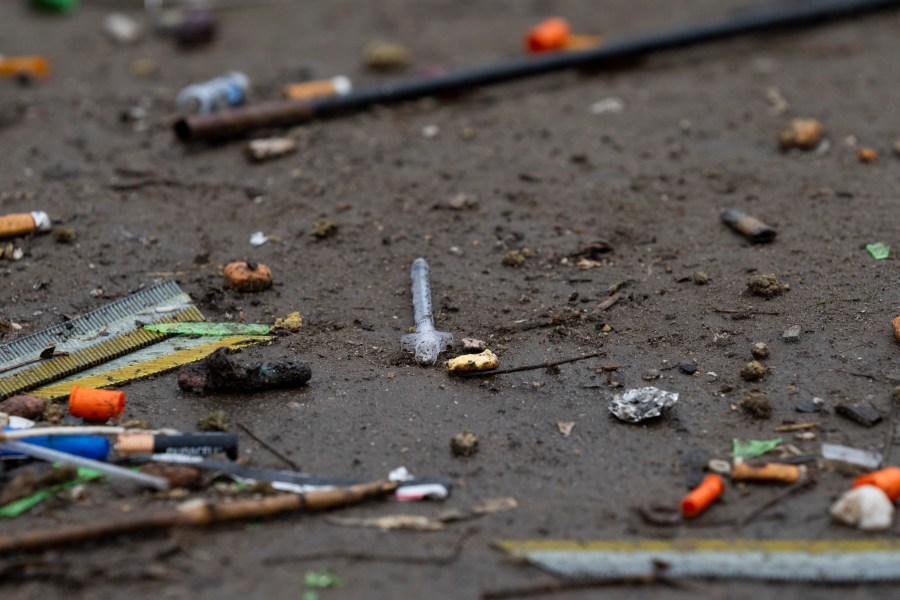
[525,17,571,53]
[69,386,125,421]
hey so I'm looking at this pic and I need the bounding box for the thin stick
[0,480,397,555]
[0,351,67,375]
[458,352,604,377]
[238,422,300,471]
[885,390,898,464]
[713,308,781,316]
[482,575,696,599]
[735,478,815,529]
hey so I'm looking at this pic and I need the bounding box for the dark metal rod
[175,0,900,143]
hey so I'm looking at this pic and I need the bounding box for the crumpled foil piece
[608,387,679,423]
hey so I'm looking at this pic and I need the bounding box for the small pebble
[778,118,823,151]
[312,219,338,239]
[502,250,525,267]
[857,147,878,163]
[795,399,821,413]
[782,324,801,342]
[461,337,487,352]
[450,430,479,457]
[679,364,697,375]
[740,392,773,419]
[746,273,783,298]
[52,227,76,244]
[707,459,731,475]
[362,40,411,71]
[751,342,769,359]
[642,369,660,381]
[795,431,817,441]
[740,360,766,382]
[835,402,882,427]
[692,271,708,285]
[197,410,231,432]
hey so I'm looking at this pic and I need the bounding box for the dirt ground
[3,0,900,598]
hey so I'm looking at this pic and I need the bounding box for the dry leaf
[557,421,575,437]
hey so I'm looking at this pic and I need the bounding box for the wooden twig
[0,480,397,555]
[237,422,300,471]
[713,308,781,316]
[735,478,815,529]
[458,352,605,377]
[0,348,67,375]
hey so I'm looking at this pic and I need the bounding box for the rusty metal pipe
[174,0,900,143]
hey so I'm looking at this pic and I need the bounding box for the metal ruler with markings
[0,281,204,399]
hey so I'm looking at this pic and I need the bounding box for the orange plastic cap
[526,17,571,53]
[69,386,125,421]
[681,474,724,518]
[854,467,900,501]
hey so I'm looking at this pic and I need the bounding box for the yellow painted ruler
[0,281,207,398]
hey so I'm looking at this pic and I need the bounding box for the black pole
[175,0,900,143]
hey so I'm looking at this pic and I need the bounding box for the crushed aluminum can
[608,386,678,423]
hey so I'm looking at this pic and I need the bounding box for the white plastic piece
[821,442,882,470]
[401,258,453,365]
[608,387,679,423]
[331,75,352,96]
[830,485,894,531]
[249,231,269,246]
[176,71,249,114]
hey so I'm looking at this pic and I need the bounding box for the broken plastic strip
[494,539,900,582]
[0,467,102,518]
[143,322,271,336]
[866,242,890,260]
[732,438,781,460]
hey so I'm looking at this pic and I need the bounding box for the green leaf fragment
[732,438,782,460]
[866,242,890,260]
[304,570,343,589]
[0,468,102,518]
[301,592,319,600]
[144,322,271,336]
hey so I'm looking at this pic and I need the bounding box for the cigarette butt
[854,467,900,501]
[681,474,724,518]
[564,34,602,50]
[0,56,50,79]
[721,209,776,244]
[892,316,900,342]
[732,461,805,483]
[448,349,499,374]
[0,212,51,239]
[283,76,352,100]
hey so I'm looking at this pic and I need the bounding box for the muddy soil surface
[3,1,900,598]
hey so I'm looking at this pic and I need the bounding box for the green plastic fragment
[866,242,890,260]
[32,0,78,12]
[0,467,102,518]
[144,322,271,336]
[304,570,343,589]
[732,438,781,460]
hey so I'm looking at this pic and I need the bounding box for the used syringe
[401,258,453,365]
